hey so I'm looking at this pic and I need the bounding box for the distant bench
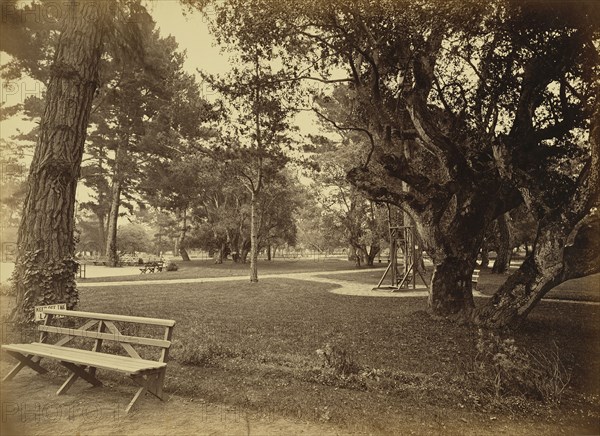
[1,309,175,413]
[140,261,165,274]
[92,258,108,266]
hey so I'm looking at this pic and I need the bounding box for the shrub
[166,261,178,271]
[473,329,572,405]
[316,343,360,377]
[529,344,572,405]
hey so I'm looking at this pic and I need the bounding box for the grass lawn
[3,276,597,434]
[83,258,600,303]
[82,258,375,283]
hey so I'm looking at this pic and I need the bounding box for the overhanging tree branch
[312,107,376,167]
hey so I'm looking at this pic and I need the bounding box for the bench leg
[57,372,80,395]
[126,375,150,413]
[125,371,163,413]
[154,368,167,400]
[4,352,47,378]
[59,362,102,392]
[145,371,163,400]
[3,361,28,382]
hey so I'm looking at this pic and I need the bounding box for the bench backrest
[39,309,175,363]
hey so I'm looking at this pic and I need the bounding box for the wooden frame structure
[2,309,175,414]
[375,225,429,292]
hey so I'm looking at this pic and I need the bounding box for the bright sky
[0,1,322,201]
[145,1,230,77]
[146,1,321,135]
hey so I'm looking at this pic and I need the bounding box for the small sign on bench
[34,304,66,322]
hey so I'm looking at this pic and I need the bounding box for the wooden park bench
[1,309,175,413]
[92,258,108,266]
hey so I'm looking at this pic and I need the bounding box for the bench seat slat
[1,343,166,374]
[25,344,154,368]
[43,309,175,327]
[0,345,148,372]
[18,345,147,369]
[38,326,171,348]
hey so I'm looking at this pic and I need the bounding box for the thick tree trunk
[105,178,121,267]
[423,197,494,316]
[473,212,599,329]
[249,192,259,281]
[492,213,512,274]
[365,246,379,266]
[429,257,476,315]
[480,238,490,269]
[10,2,108,323]
[179,247,190,261]
[266,244,272,261]
[177,208,190,261]
[474,95,600,329]
[214,241,226,264]
[97,213,106,253]
[353,247,361,267]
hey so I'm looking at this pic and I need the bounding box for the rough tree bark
[177,207,191,261]
[213,240,226,264]
[105,177,121,267]
[492,213,512,274]
[480,238,490,269]
[11,2,109,323]
[473,212,599,328]
[249,191,259,281]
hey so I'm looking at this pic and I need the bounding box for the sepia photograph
[0,0,599,434]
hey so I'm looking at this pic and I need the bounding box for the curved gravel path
[77,269,600,305]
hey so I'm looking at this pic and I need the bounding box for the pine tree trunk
[105,178,121,267]
[249,191,259,282]
[97,214,106,253]
[11,2,108,323]
[492,213,512,274]
[177,208,190,261]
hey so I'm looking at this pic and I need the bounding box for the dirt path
[77,268,458,297]
[1,369,348,436]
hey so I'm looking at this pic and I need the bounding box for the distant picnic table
[140,260,165,274]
